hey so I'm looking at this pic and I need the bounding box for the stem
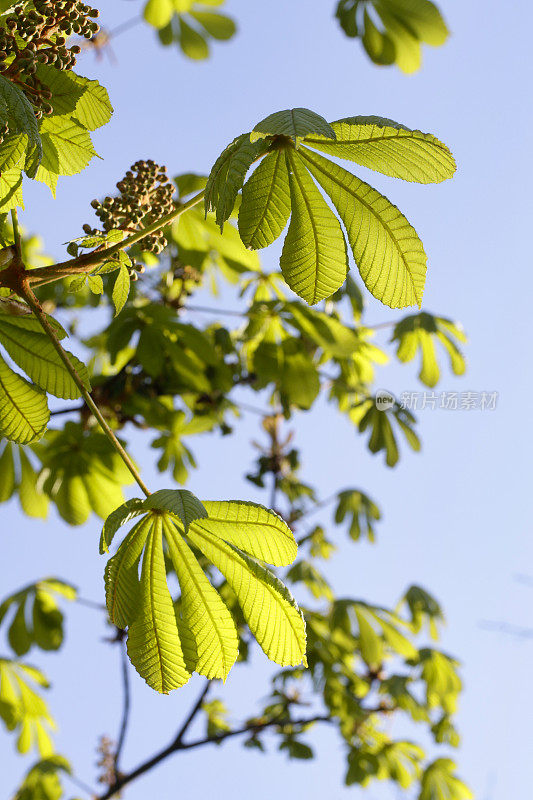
[10,209,22,258]
[23,191,205,286]
[97,714,331,800]
[20,285,151,497]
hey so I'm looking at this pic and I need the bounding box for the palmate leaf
[207,107,454,308]
[350,397,420,467]
[0,356,49,444]
[335,0,449,73]
[39,423,135,526]
[391,312,467,387]
[145,0,236,59]
[0,659,55,756]
[103,499,305,691]
[0,578,76,656]
[300,147,426,308]
[14,755,71,800]
[419,759,473,800]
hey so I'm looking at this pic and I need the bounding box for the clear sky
[2,1,533,798]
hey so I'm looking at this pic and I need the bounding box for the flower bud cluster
[84,160,175,258]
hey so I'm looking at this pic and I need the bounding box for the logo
[375,389,395,411]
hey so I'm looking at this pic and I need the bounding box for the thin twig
[20,286,151,497]
[64,770,96,797]
[114,641,131,776]
[185,304,246,317]
[173,679,212,746]
[97,714,332,800]
[50,404,85,416]
[76,595,106,612]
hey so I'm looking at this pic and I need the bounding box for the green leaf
[355,606,384,667]
[251,108,336,144]
[87,274,103,294]
[238,150,291,249]
[300,147,426,308]
[334,489,381,541]
[0,355,49,444]
[0,75,42,178]
[66,73,113,131]
[163,517,238,679]
[0,441,15,501]
[0,323,91,399]
[392,312,467,387]
[144,0,174,28]
[14,755,71,800]
[304,116,456,183]
[126,516,191,692]
[188,527,306,666]
[205,133,269,230]
[280,150,347,305]
[112,265,131,316]
[0,659,55,756]
[35,117,98,195]
[191,500,297,566]
[190,11,236,40]
[142,488,208,531]
[100,497,146,553]
[419,759,472,800]
[178,16,210,59]
[105,516,152,629]
[0,167,23,211]
[18,448,49,519]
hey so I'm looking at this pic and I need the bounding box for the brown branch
[97,713,332,800]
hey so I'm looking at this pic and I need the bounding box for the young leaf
[0,75,42,178]
[238,149,291,249]
[126,516,191,692]
[192,500,297,566]
[142,488,208,532]
[303,116,456,183]
[178,16,210,59]
[300,147,426,308]
[112,265,131,316]
[250,108,336,144]
[105,516,152,629]
[191,11,236,40]
[280,150,348,305]
[164,517,238,679]
[188,527,306,666]
[0,324,91,399]
[100,497,146,554]
[0,356,49,444]
[205,133,269,230]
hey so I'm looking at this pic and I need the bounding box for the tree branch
[19,285,151,497]
[114,641,131,777]
[97,713,332,800]
[19,191,205,287]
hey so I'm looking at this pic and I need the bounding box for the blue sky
[2,1,533,798]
